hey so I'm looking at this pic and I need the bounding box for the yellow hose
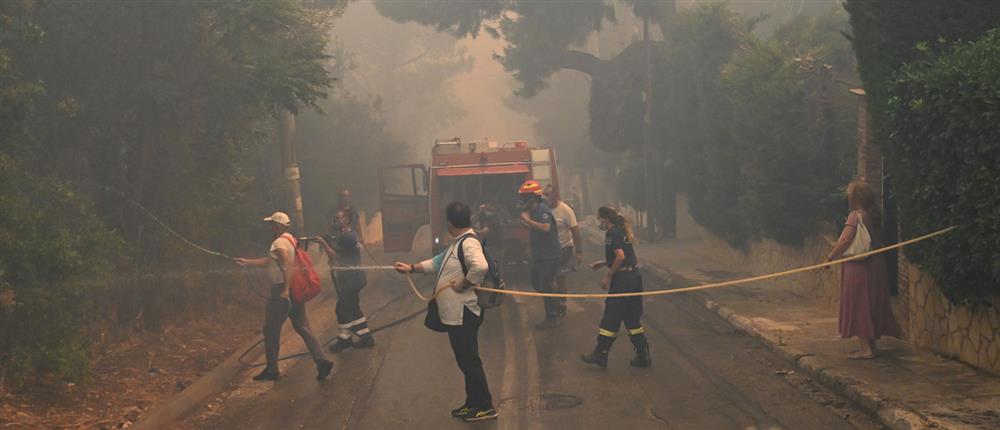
[466,226,956,299]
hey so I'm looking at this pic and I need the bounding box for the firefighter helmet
[518,180,543,196]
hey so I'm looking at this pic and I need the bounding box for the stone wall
[905,259,1000,374]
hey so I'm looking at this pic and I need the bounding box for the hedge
[886,29,1000,303]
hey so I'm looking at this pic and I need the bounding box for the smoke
[331,1,538,161]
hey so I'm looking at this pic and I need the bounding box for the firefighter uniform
[582,225,651,368]
[325,228,373,352]
[518,180,563,328]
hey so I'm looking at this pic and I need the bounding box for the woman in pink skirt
[827,180,900,359]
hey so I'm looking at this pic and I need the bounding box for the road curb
[645,263,934,430]
[130,329,270,430]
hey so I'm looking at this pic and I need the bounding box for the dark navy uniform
[583,225,650,367]
[528,201,563,321]
[325,230,372,346]
[599,226,645,338]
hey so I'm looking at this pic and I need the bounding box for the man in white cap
[236,211,333,381]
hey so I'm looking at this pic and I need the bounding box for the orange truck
[379,138,559,258]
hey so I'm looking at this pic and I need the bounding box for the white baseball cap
[262,211,291,227]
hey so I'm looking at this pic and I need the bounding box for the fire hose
[310,224,956,301]
[84,181,956,363]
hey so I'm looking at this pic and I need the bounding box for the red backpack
[279,233,322,303]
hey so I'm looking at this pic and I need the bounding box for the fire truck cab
[379,138,559,259]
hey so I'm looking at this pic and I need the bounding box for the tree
[0,0,343,384]
[657,5,856,247]
[0,154,122,386]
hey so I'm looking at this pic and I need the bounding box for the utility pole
[642,15,658,241]
[278,109,305,235]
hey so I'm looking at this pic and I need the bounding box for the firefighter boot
[580,348,608,368]
[329,337,354,354]
[629,334,651,368]
[581,335,614,368]
[355,333,375,348]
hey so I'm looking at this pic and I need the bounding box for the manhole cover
[540,393,583,411]
[499,393,583,412]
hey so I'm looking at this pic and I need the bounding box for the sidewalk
[582,227,1000,430]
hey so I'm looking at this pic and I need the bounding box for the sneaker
[328,338,354,354]
[253,369,280,382]
[355,334,375,348]
[316,360,334,380]
[462,407,498,422]
[580,350,608,368]
[534,318,558,330]
[451,405,472,418]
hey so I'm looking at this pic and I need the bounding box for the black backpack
[457,235,506,309]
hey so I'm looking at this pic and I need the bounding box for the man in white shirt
[544,184,582,318]
[394,202,497,422]
[235,212,333,382]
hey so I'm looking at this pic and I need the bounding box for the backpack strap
[274,233,301,274]
[279,232,298,248]
[456,233,480,276]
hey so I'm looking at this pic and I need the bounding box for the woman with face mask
[581,206,651,368]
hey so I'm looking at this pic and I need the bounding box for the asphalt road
[191,245,883,430]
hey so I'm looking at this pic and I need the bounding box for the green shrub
[0,154,121,386]
[886,29,1000,303]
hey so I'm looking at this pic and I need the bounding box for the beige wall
[676,195,842,310]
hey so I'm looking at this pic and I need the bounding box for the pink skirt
[839,255,901,339]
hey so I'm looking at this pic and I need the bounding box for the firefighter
[315,210,373,352]
[517,180,562,329]
[581,206,651,368]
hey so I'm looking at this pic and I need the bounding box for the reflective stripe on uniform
[628,327,645,336]
[598,328,617,338]
[354,327,371,335]
[339,317,367,329]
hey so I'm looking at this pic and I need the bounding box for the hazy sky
[437,35,539,144]
[333,1,539,152]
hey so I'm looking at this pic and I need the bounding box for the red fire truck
[379,138,559,258]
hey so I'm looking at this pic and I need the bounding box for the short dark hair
[446,201,472,229]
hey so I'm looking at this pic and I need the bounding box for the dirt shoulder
[1,296,260,430]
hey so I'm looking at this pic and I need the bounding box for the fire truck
[379,138,559,259]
